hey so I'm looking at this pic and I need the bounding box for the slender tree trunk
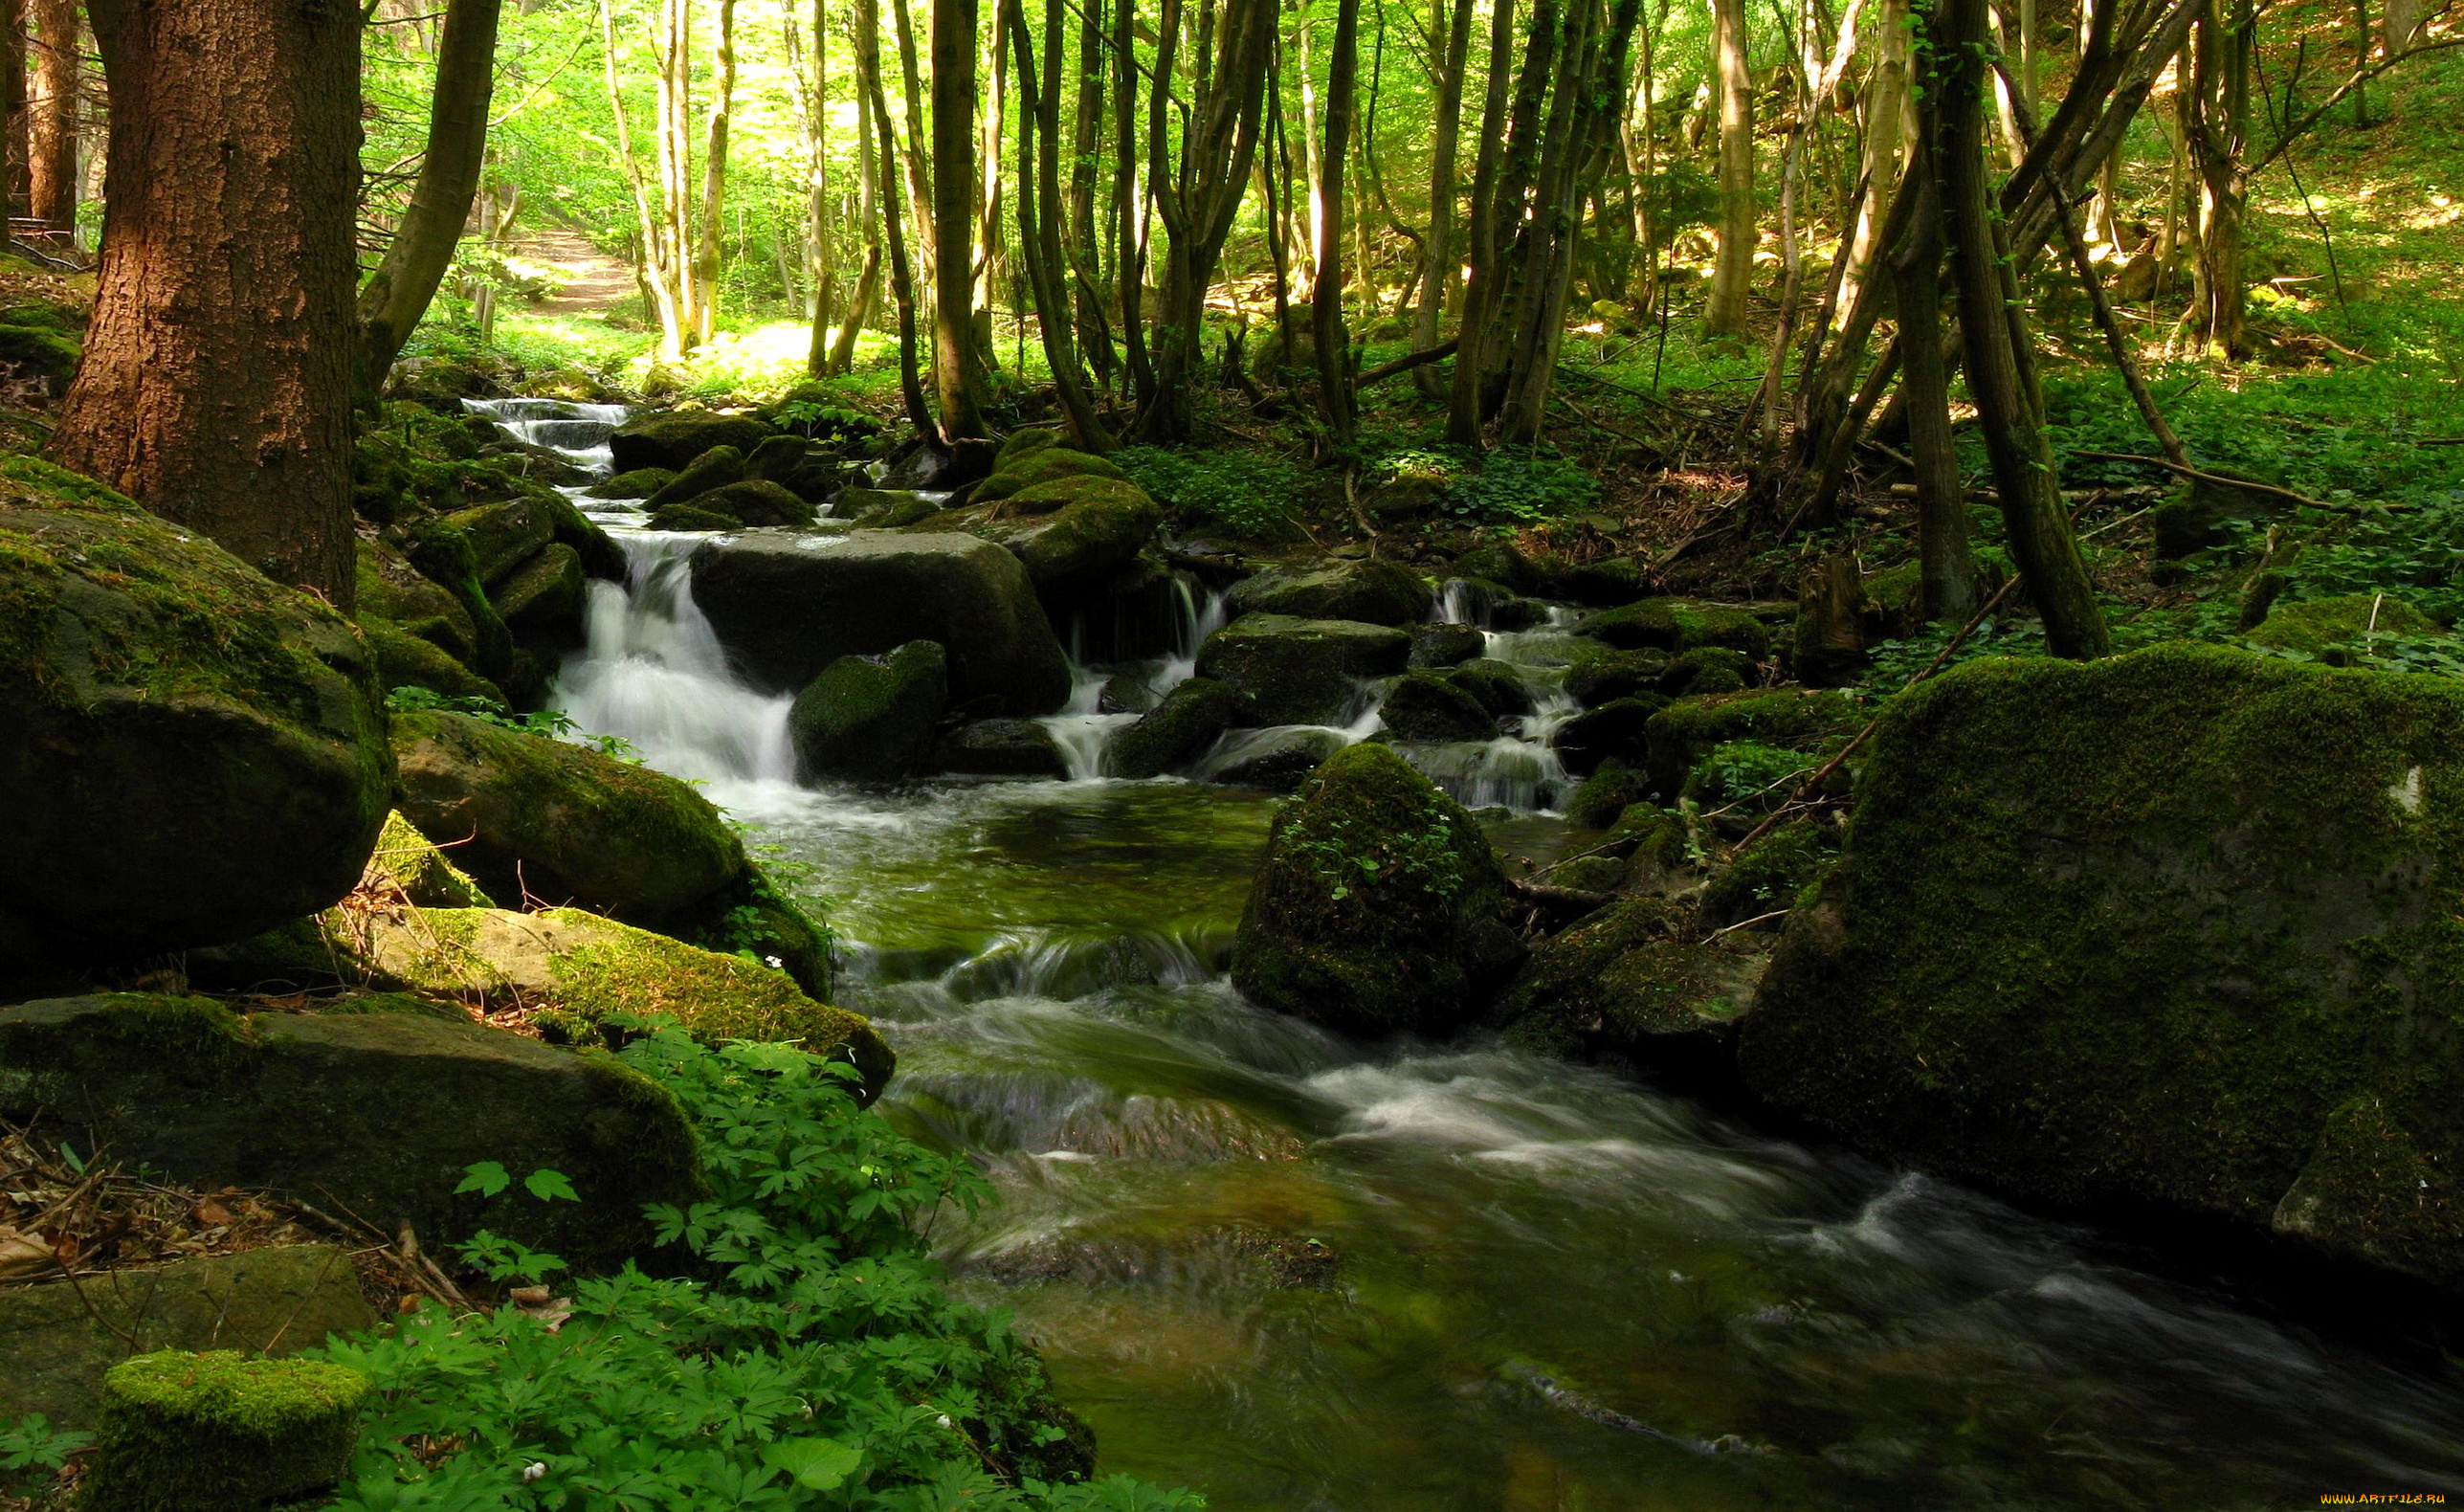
[1889,60,1976,619]
[857,0,934,434]
[2188,0,2250,359]
[1008,0,1114,447]
[1834,0,1905,320]
[53,0,360,611]
[1311,0,1362,442]
[1,0,26,219]
[1410,0,1476,396]
[888,0,936,276]
[1703,0,1755,336]
[359,0,502,400]
[655,0,697,352]
[25,0,75,234]
[601,0,688,354]
[1068,0,1112,381]
[1937,0,2106,657]
[929,0,985,440]
[1443,0,1521,443]
[693,0,738,345]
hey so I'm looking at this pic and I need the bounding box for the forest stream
[474,397,2464,1510]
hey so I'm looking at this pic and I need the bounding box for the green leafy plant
[1285,800,1468,904]
[1439,446,1601,524]
[0,1413,89,1499]
[385,685,642,762]
[1115,445,1311,539]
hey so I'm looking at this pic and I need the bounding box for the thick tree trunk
[1410,0,1476,397]
[359,0,502,400]
[1703,0,1755,336]
[25,0,75,234]
[693,0,738,345]
[1310,0,1362,442]
[53,0,361,611]
[929,0,985,441]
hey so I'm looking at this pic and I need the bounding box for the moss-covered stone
[1532,554,1645,608]
[1642,687,1863,798]
[994,427,1064,469]
[1105,677,1254,779]
[1194,613,1413,726]
[1550,695,1671,777]
[0,1247,374,1434]
[0,457,391,959]
[832,487,943,526]
[358,537,477,663]
[1603,803,1690,877]
[789,640,948,782]
[964,475,1163,598]
[1490,898,1762,1082]
[589,466,677,500]
[646,500,744,531]
[493,541,586,642]
[403,519,514,679]
[1203,726,1348,790]
[1378,671,1495,743]
[363,614,505,706]
[1563,648,1671,707]
[1228,558,1430,627]
[1444,658,1534,718]
[82,1350,367,1512]
[935,718,1069,779]
[609,411,775,473]
[1661,646,1755,698]
[0,321,80,394]
[697,478,821,528]
[392,709,745,922]
[973,445,1126,501]
[363,810,496,908]
[1564,762,1650,828]
[2244,592,2445,663]
[1739,643,2464,1291]
[1409,622,1487,669]
[1232,744,1524,1035]
[1697,820,1829,930]
[1582,597,1774,658]
[641,444,747,510]
[442,497,558,589]
[0,993,705,1269]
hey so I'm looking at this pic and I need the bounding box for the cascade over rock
[1741,644,2464,1292]
[1194,613,1411,726]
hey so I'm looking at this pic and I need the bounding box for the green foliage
[311,1028,1196,1511]
[1683,741,1816,810]
[0,1413,88,1497]
[1113,446,1309,538]
[1281,799,1469,904]
[384,685,642,762]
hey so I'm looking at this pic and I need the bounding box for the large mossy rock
[934,718,1070,779]
[0,458,392,961]
[689,531,1073,713]
[1193,613,1412,726]
[1377,670,1496,743]
[972,445,1126,501]
[2245,592,2445,661]
[357,537,477,666]
[957,475,1163,603]
[1232,744,1524,1035]
[1739,644,2464,1291]
[609,411,774,473]
[788,640,948,782]
[0,993,702,1271]
[0,1248,375,1434]
[1582,597,1776,658]
[641,444,746,509]
[1491,897,1763,1085]
[392,710,745,922]
[1228,559,1430,628]
[1104,677,1254,779]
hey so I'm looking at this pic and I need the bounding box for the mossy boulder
[1564,762,1651,829]
[392,709,745,922]
[2245,593,2445,662]
[1378,670,1496,743]
[0,458,392,961]
[967,475,1164,598]
[1199,725,1349,791]
[1194,613,1413,726]
[641,444,747,509]
[0,993,704,1270]
[995,427,1064,468]
[589,466,677,500]
[403,519,515,680]
[1551,695,1672,777]
[689,531,1073,712]
[1697,820,1830,930]
[442,497,558,588]
[935,718,1069,779]
[1643,687,1863,798]
[698,478,821,528]
[357,537,477,665]
[1662,646,1755,698]
[0,1247,375,1434]
[832,487,943,526]
[1410,622,1487,669]
[609,410,775,473]
[1444,658,1533,718]
[1532,554,1646,608]
[1491,898,1762,1084]
[1582,598,1775,658]
[0,321,80,394]
[973,445,1127,502]
[1105,676,1254,779]
[789,640,949,782]
[646,500,744,531]
[1228,558,1430,627]
[363,616,505,705]
[81,1350,367,1512]
[364,809,496,908]
[1232,744,1524,1035]
[1739,644,2464,1291]
[1563,648,1672,707]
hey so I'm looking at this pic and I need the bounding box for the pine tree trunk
[25,0,75,234]
[52,0,361,611]
[1703,0,1755,336]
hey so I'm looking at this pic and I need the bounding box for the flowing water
[471,401,2464,1510]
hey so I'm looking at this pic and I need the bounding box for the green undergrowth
[296,1024,1198,1511]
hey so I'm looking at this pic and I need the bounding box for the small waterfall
[1386,604,1584,812]
[1038,659,1139,782]
[1156,582,1231,690]
[552,536,797,789]
[460,397,628,470]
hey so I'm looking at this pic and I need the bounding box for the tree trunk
[1007,0,1114,448]
[856,0,935,434]
[693,0,738,345]
[2188,0,2250,360]
[359,0,502,400]
[1311,0,1362,442]
[655,0,697,352]
[1444,0,1542,442]
[1937,0,2106,657]
[1410,0,1476,396]
[1703,0,1755,336]
[24,0,75,234]
[601,0,689,355]
[1888,58,1976,620]
[1834,0,1906,320]
[929,0,985,441]
[53,0,361,611]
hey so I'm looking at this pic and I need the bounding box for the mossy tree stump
[82,1351,367,1512]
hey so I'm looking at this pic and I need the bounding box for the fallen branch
[1506,877,1615,912]
[1356,337,1458,388]
[2069,450,2334,512]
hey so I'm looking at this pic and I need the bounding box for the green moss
[363,614,505,705]
[1603,803,1688,870]
[1740,643,2464,1287]
[1583,598,1773,658]
[590,467,678,500]
[993,427,1064,470]
[1642,687,1863,797]
[1378,670,1495,743]
[1698,821,1830,929]
[1491,898,1760,1069]
[83,1350,367,1512]
[1681,740,1817,810]
[363,810,496,908]
[973,445,1125,501]
[0,322,79,391]
[1564,762,1650,829]
[1661,646,1754,697]
[2244,592,2445,662]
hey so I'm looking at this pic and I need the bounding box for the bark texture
[25,0,76,233]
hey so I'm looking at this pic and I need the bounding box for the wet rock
[1232,743,1525,1035]
[965,475,1163,598]
[1194,613,1412,726]
[588,466,677,500]
[1378,671,1496,743]
[609,410,774,473]
[1552,696,1672,778]
[0,993,704,1272]
[1105,678,1256,779]
[1563,648,1671,707]
[1227,558,1430,627]
[391,709,745,922]
[1582,597,1778,658]
[696,478,820,528]
[936,718,1070,779]
[1491,897,1763,1085]
[645,500,744,531]
[0,1248,375,1431]
[789,640,949,783]
[1451,542,1538,595]
[494,542,586,641]
[1444,658,1535,718]
[640,444,746,510]
[1643,688,1863,798]
[1741,644,2464,1292]
[690,531,1073,713]
[0,459,391,962]
[972,444,1127,501]
[832,487,943,526]
[1203,727,1349,791]
[1410,622,1487,669]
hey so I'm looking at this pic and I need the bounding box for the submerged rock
[1105,677,1256,779]
[1740,644,2464,1292]
[935,718,1070,780]
[0,458,391,962]
[789,640,949,783]
[689,531,1073,713]
[1232,743,1524,1035]
[1228,558,1430,627]
[1194,613,1412,726]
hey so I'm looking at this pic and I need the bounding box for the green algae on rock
[1581,597,1777,658]
[1106,676,1255,779]
[1232,743,1524,1035]
[0,456,392,961]
[789,639,950,782]
[82,1350,368,1512]
[1490,897,1764,1082]
[1739,643,2464,1291]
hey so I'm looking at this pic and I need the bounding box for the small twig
[1700,908,1789,945]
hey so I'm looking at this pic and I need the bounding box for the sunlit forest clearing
[5,0,2464,1505]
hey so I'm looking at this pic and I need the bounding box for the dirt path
[513,228,636,315]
